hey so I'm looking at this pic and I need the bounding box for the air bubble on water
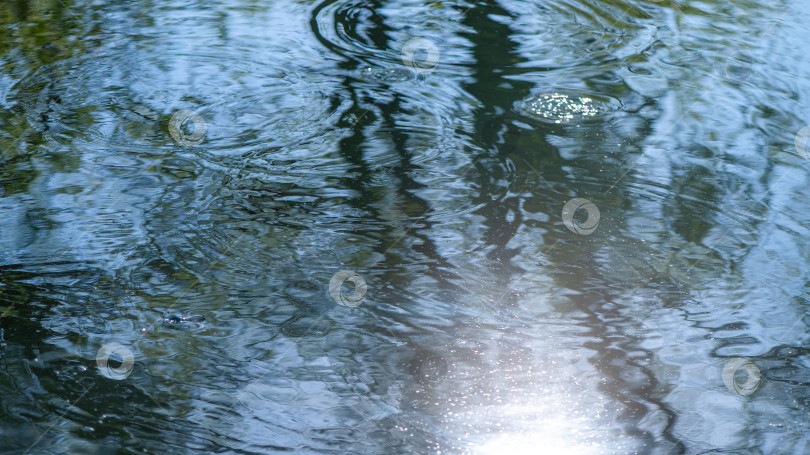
[360,67,414,83]
[519,92,622,124]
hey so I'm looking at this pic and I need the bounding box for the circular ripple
[518,92,622,124]
[312,0,466,75]
[313,0,388,62]
[9,48,339,158]
[11,55,160,152]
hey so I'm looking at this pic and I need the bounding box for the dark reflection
[0,265,183,453]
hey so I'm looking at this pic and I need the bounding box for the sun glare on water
[445,397,637,455]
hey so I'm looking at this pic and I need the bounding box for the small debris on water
[162,314,206,330]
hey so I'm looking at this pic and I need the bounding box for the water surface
[2,0,810,453]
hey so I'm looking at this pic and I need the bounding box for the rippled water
[2,0,810,453]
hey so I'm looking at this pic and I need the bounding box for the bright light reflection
[475,429,602,455]
[450,399,632,455]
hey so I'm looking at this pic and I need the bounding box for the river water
[1,0,810,453]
